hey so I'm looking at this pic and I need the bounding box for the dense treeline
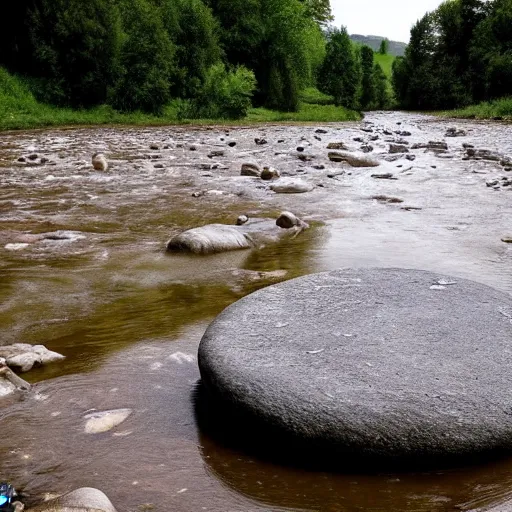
[393,0,512,110]
[0,0,392,119]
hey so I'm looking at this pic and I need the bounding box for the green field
[0,68,361,131]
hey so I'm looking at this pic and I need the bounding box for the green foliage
[299,0,334,25]
[25,0,122,107]
[392,0,512,110]
[360,45,375,109]
[446,96,512,119]
[110,0,175,114]
[172,0,222,98]
[0,66,360,130]
[318,27,360,109]
[373,63,391,109]
[179,64,256,119]
[379,39,389,55]
[0,0,334,117]
[299,87,335,105]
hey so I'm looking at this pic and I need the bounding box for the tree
[299,0,334,26]
[360,45,375,109]
[379,38,389,55]
[318,27,360,109]
[24,0,122,107]
[110,0,175,113]
[373,63,391,109]
[171,0,222,98]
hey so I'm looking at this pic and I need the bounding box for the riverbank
[0,69,360,131]
[442,97,512,121]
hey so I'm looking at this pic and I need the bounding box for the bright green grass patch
[443,97,512,120]
[246,104,360,123]
[0,68,360,131]
[374,53,395,79]
[299,87,335,105]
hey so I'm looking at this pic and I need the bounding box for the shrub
[180,64,256,119]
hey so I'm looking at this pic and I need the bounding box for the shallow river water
[1,112,512,511]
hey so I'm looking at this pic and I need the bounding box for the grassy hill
[350,34,407,57]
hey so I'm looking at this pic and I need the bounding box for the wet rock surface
[27,488,117,512]
[199,268,512,464]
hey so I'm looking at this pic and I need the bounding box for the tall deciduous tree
[318,27,359,109]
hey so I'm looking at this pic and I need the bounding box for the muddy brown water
[0,112,512,511]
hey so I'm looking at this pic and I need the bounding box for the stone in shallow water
[84,409,132,434]
[198,268,512,466]
[27,488,117,512]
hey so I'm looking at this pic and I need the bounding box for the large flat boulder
[198,268,512,466]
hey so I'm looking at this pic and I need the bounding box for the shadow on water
[193,382,512,512]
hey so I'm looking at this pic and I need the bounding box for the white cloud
[331,0,446,43]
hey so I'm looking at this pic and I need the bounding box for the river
[0,112,511,511]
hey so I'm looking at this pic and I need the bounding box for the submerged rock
[84,409,133,434]
[27,488,117,512]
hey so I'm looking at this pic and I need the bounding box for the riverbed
[1,112,511,511]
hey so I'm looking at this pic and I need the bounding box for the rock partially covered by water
[328,151,379,167]
[0,358,31,397]
[389,144,409,154]
[166,215,308,254]
[198,268,512,466]
[27,488,117,512]
[445,127,466,137]
[260,167,280,180]
[270,179,314,194]
[466,148,512,166]
[411,141,448,151]
[240,163,261,177]
[92,153,108,171]
[0,344,65,372]
[84,409,133,434]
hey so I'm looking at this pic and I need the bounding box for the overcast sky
[331,0,445,43]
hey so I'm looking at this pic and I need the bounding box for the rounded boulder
[198,268,512,465]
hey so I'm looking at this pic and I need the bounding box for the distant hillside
[350,34,407,57]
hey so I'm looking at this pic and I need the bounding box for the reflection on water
[0,113,511,511]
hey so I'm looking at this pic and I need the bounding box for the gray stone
[166,216,308,254]
[0,344,65,372]
[328,151,379,167]
[411,141,448,151]
[198,268,512,464]
[270,178,313,194]
[27,488,117,512]
[240,163,261,177]
[389,144,409,154]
